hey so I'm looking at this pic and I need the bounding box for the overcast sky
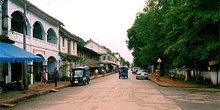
[27,0,146,62]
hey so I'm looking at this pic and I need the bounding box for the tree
[127,0,220,71]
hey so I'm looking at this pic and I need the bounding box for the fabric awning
[0,42,43,62]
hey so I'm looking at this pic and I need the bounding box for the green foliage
[48,73,53,81]
[77,56,87,66]
[127,0,220,69]
[60,76,69,81]
[120,57,130,67]
[106,69,110,73]
[59,62,69,77]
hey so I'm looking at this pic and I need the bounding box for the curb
[0,72,116,108]
[149,78,203,88]
[0,84,70,108]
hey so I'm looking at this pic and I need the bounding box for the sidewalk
[148,74,202,88]
[0,73,113,108]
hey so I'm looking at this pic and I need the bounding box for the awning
[82,59,100,67]
[0,42,43,62]
[59,52,80,61]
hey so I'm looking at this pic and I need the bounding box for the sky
[27,0,146,63]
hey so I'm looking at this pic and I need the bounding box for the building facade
[1,0,63,84]
[84,39,119,72]
[59,26,79,77]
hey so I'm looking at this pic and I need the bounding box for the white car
[136,71,149,80]
[132,67,139,74]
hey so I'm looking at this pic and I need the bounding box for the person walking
[53,67,59,87]
[95,69,98,78]
[101,69,105,77]
[155,68,160,81]
[41,68,47,84]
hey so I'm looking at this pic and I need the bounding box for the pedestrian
[155,68,160,81]
[53,67,59,87]
[101,69,105,77]
[41,68,47,84]
[95,69,98,78]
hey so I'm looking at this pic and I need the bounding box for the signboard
[157,58,162,63]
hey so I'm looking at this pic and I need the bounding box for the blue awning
[0,42,43,62]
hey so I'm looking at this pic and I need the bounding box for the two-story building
[0,0,63,84]
[84,39,119,72]
[59,26,79,77]
[76,37,100,73]
[0,0,124,89]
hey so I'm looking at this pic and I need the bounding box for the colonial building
[59,26,79,77]
[114,53,121,66]
[0,0,63,85]
[76,37,100,68]
[84,39,119,72]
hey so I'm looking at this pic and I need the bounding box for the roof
[59,52,80,61]
[0,42,43,62]
[77,44,101,56]
[82,59,100,68]
[72,66,90,70]
[59,26,79,42]
[85,39,102,47]
[12,0,64,26]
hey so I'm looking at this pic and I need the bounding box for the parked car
[70,66,90,86]
[136,71,149,80]
[136,69,144,74]
[132,67,139,74]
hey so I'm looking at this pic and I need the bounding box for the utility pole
[22,4,28,90]
[0,0,3,35]
[218,20,220,87]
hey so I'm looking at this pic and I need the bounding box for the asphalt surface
[0,72,217,108]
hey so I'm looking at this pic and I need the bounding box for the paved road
[5,71,181,110]
[156,86,220,110]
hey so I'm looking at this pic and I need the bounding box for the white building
[1,0,63,84]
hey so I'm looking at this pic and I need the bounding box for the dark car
[70,66,90,86]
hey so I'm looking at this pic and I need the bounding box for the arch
[11,11,31,35]
[11,11,23,33]
[33,54,45,82]
[33,21,44,40]
[47,56,57,73]
[47,28,57,44]
[36,54,45,60]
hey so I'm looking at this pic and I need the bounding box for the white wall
[8,0,60,62]
[85,41,107,54]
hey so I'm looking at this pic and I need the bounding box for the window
[33,22,43,40]
[72,41,75,50]
[68,40,71,54]
[62,37,65,47]
[11,11,24,34]
[103,56,106,60]
[74,70,83,76]
[47,28,57,44]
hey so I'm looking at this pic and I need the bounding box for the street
[4,71,220,110]
[156,86,220,110]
